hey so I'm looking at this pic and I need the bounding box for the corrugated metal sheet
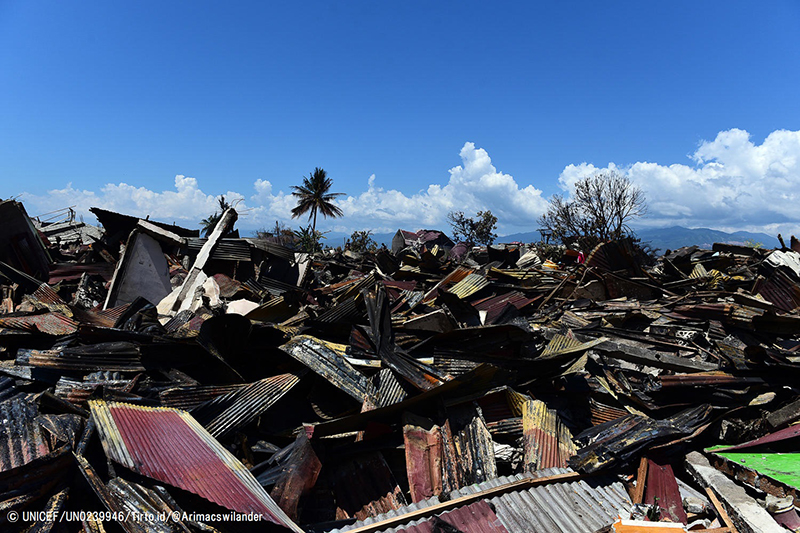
[364,368,411,410]
[472,291,536,324]
[55,377,133,406]
[329,468,631,533]
[644,458,687,523]
[390,500,509,533]
[245,238,297,261]
[540,333,607,358]
[440,412,497,493]
[159,383,246,410]
[0,376,16,402]
[32,283,73,315]
[422,266,474,302]
[522,399,576,471]
[449,274,490,299]
[18,342,144,372]
[758,268,800,312]
[0,396,51,472]
[316,296,364,324]
[187,238,253,261]
[280,335,368,401]
[403,423,443,503]
[0,312,78,335]
[192,370,305,438]
[714,424,800,452]
[588,399,630,426]
[48,262,116,284]
[89,400,303,532]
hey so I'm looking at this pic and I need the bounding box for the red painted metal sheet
[715,424,800,452]
[90,401,301,532]
[644,458,687,524]
[404,424,443,502]
[396,500,510,533]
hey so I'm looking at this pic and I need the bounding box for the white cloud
[557,129,800,235]
[21,142,549,235]
[20,130,800,237]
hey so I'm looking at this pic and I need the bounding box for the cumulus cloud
[20,130,800,237]
[558,129,800,235]
[335,143,549,233]
[21,142,549,235]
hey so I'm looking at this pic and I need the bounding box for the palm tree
[200,195,231,237]
[290,168,344,237]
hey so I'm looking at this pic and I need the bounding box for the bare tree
[538,171,646,251]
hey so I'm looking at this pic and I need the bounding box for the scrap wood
[632,456,648,504]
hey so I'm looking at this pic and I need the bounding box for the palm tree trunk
[312,209,318,246]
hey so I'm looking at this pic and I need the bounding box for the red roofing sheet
[89,400,302,532]
[397,500,509,533]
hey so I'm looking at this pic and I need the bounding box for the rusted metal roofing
[18,342,144,372]
[472,291,536,324]
[32,283,72,315]
[715,424,800,452]
[0,396,50,472]
[159,383,246,410]
[55,377,134,406]
[422,266,474,302]
[522,399,577,471]
[330,468,631,533]
[644,458,687,524]
[48,262,116,284]
[403,422,444,503]
[89,400,302,531]
[387,500,509,533]
[192,370,306,438]
[187,237,253,261]
[0,312,78,335]
[281,335,368,401]
[757,268,800,312]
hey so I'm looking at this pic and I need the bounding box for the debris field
[3,198,800,532]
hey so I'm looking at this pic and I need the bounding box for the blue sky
[2,1,800,235]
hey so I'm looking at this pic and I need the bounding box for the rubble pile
[2,197,800,532]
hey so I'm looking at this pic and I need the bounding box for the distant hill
[498,226,779,253]
[634,226,779,253]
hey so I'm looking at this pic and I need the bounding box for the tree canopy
[447,210,498,246]
[538,171,646,251]
[290,168,344,238]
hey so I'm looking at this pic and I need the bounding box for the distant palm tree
[200,196,231,237]
[291,168,344,237]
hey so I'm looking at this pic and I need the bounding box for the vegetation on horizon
[538,171,646,252]
[447,210,498,246]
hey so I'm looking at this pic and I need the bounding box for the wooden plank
[345,471,586,533]
[632,455,648,504]
[705,487,738,533]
